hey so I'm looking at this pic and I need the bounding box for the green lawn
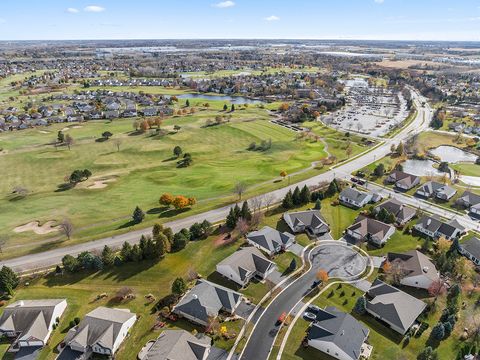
[320,199,360,240]
[366,230,425,257]
[451,163,480,177]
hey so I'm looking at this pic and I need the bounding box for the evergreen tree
[431,323,445,340]
[152,223,163,238]
[171,277,187,295]
[223,104,228,111]
[353,296,367,315]
[132,206,145,224]
[300,185,310,205]
[231,104,235,112]
[186,99,190,107]
[130,244,143,262]
[327,179,339,196]
[101,245,115,267]
[292,186,301,205]
[443,321,453,337]
[172,232,188,251]
[190,223,204,240]
[201,220,213,237]
[241,201,252,222]
[153,233,167,259]
[62,255,80,273]
[120,241,133,262]
[314,199,322,210]
[282,190,294,209]
[0,266,19,296]
[226,207,238,229]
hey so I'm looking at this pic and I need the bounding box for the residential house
[104,110,120,119]
[142,107,158,117]
[216,247,276,287]
[365,279,426,335]
[307,306,369,360]
[138,330,211,360]
[415,181,456,200]
[456,191,480,216]
[374,198,416,226]
[339,188,372,209]
[173,279,242,327]
[385,170,421,191]
[246,226,295,256]
[386,250,440,290]
[283,210,330,236]
[64,307,136,357]
[414,215,465,240]
[459,237,480,266]
[0,299,67,348]
[346,216,395,247]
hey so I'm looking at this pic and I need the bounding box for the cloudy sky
[0,0,479,41]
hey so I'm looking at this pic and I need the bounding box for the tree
[102,131,113,140]
[280,170,288,180]
[172,231,188,251]
[240,201,252,222]
[314,199,322,210]
[177,153,193,167]
[186,99,190,107]
[173,146,183,158]
[60,218,74,240]
[65,134,74,150]
[435,237,451,256]
[431,323,445,340]
[132,206,145,224]
[231,104,235,112]
[223,104,228,111]
[113,138,122,152]
[354,296,367,315]
[130,244,143,262]
[101,245,115,267]
[153,233,167,259]
[0,266,19,295]
[57,130,65,143]
[282,190,294,209]
[316,269,329,283]
[300,185,310,205]
[120,241,133,262]
[159,193,174,208]
[385,259,407,285]
[396,142,405,156]
[428,279,446,301]
[454,257,474,282]
[327,179,339,196]
[233,182,247,200]
[418,346,438,360]
[373,163,385,177]
[226,206,239,229]
[235,218,250,237]
[171,277,187,296]
[172,195,190,210]
[292,186,301,205]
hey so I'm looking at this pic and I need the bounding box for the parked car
[277,312,287,325]
[303,312,316,321]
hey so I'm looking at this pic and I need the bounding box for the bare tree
[113,138,122,152]
[235,218,250,237]
[262,193,275,212]
[250,197,263,214]
[60,218,74,240]
[64,134,74,150]
[428,279,446,304]
[233,182,247,201]
[385,259,407,286]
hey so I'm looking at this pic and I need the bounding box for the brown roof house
[346,216,395,247]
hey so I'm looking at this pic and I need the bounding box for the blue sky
[0,0,479,41]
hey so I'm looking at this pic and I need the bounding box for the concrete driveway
[311,243,367,279]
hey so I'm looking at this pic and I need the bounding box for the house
[246,226,295,256]
[415,181,456,200]
[339,187,372,208]
[365,279,426,335]
[346,216,395,247]
[385,170,420,190]
[142,107,158,117]
[456,191,480,216]
[0,299,67,348]
[64,307,136,356]
[374,198,416,225]
[307,306,369,360]
[414,215,465,240]
[138,330,211,360]
[104,110,119,119]
[386,250,440,290]
[216,247,276,287]
[173,279,242,327]
[459,237,480,266]
[283,210,330,236]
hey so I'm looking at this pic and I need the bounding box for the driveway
[240,242,367,360]
[287,243,304,257]
[235,300,256,320]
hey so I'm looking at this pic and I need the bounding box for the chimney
[423,266,429,273]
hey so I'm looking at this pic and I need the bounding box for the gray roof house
[415,181,456,200]
[346,216,395,247]
[386,250,440,290]
[138,330,211,360]
[374,198,416,225]
[173,279,242,327]
[339,187,372,209]
[307,306,369,360]
[459,237,480,266]
[64,307,136,356]
[246,226,295,256]
[365,279,426,335]
[414,215,465,240]
[216,247,275,287]
[0,299,67,348]
[386,171,420,191]
[283,210,330,236]
[457,191,480,216]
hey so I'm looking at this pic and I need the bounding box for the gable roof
[142,330,211,360]
[461,237,480,261]
[459,191,480,206]
[347,216,394,240]
[416,216,465,236]
[376,198,416,222]
[388,170,420,187]
[246,226,294,253]
[174,280,241,324]
[66,307,135,352]
[340,187,370,204]
[217,247,274,282]
[366,279,426,333]
[308,306,369,360]
[0,299,66,342]
[416,181,444,196]
[387,250,439,282]
[283,210,329,232]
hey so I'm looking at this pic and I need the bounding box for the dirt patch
[61,127,70,131]
[71,125,83,129]
[87,176,118,189]
[39,130,50,134]
[213,232,237,248]
[13,221,60,235]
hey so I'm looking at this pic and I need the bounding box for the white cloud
[264,15,280,21]
[374,0,384,3]
[212,1,235,8]
[84,5,106,12]
[66,8,80,13]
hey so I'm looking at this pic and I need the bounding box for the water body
[176,94,261,104]
[402,159,443,177]
[429,146,478,164]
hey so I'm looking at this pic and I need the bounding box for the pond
[175,93,262,104]
[402,159,444,177]
[429,146,478,164]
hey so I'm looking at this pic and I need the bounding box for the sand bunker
[14,221,61,235]
[39,130,50,134]
[87,177,117,189]
[71,125,83,129]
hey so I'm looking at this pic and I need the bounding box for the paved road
[1,89,450,273]
[239,242,367,360]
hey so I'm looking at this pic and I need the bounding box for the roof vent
[427,219,431,226]
[423,266,429,273]
[340,330,345,336]
[192,294,198,300]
